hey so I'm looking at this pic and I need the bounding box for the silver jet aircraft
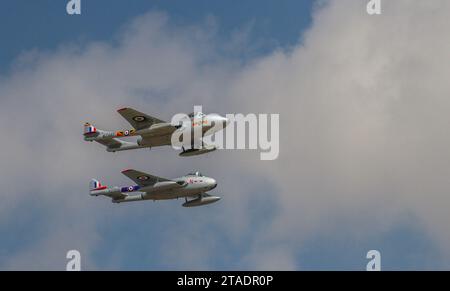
[84,107,229,156]
[90,169,220,207]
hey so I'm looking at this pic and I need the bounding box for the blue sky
[0,0,449,271]
[0,0,313,73]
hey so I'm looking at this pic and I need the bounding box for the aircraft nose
[210,178,217,189]
[222,116,230,127]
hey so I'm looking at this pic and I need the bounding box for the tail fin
[84,122,112,141]
[84,122,97,135]
[90,179,107,191]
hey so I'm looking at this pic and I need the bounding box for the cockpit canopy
[187,171,203,177]
[187,112,205,118]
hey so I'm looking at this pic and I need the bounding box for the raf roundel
[133,116,146,122]
[128,186,134,192]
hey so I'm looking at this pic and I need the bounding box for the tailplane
[83,122,113,141]
[89,179,129,201]
[90,178,107,195]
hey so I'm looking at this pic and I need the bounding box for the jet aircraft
[84,107,229,156]
[90,169,220,207]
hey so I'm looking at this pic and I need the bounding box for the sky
[1,0,450,270]
[0,0,313,72]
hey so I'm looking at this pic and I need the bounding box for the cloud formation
[1,0,450,270]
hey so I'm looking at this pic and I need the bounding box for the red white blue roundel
[121,185,140,192]
[133,116,146,122]
[124,130,130,136]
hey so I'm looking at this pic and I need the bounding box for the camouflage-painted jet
[84,107,229,156]
[90,169,220,207]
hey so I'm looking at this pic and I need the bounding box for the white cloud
[226,0,450,268]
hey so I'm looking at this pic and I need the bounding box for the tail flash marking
[84,123,97,135]
[90,179,107,191]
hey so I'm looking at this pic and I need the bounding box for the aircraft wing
[106,192,128,201]
[95,137,123,149]
[117,107,166,130]
[121,169,171,187]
